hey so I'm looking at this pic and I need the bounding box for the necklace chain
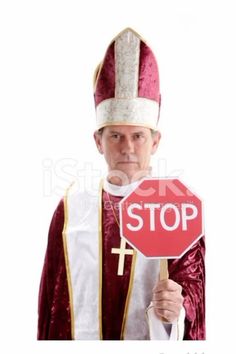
[106,190,135,276]
[106,191,120,227]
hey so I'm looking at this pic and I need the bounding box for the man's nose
[120,137,135,154]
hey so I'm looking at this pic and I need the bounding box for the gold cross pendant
[111,238,134,276]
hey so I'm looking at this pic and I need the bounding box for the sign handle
[159,259,169,323]
[159,258,169,280]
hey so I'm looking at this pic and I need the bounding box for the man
[38,28,205,340]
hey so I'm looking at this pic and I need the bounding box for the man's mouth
[117,161,138,164]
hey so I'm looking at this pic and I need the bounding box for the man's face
[94,125,161,184]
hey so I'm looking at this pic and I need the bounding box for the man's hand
[152,279,184,323]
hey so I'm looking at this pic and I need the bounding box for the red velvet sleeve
[168,237,206,340]
[37,199,71,340]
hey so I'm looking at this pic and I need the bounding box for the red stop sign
[119,178,204,258]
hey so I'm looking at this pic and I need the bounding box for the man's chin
[114,165,148,182]
[108,167,150,185]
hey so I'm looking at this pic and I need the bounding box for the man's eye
[111,134,119,139]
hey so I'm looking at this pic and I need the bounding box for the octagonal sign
[119,178,204,258]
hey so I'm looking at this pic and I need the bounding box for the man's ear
[151,130,161,155]
[93,131,104,154]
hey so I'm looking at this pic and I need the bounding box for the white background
[0,0,235,353]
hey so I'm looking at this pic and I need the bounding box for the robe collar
[103,176,149,197]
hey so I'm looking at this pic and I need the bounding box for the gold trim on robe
[98,179,103,339]
[62,183,75,340]
[120,250,137,339]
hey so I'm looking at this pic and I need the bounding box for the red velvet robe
[38,191,205,340]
